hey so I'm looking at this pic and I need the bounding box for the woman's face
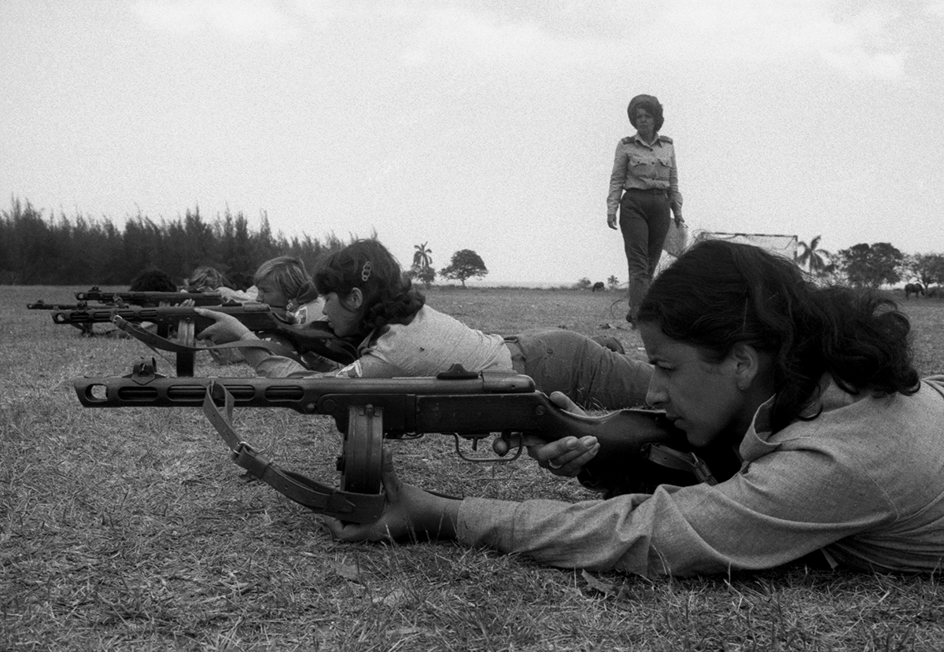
[321,291,362,337]
[254,279,290,310]
[634,108,655,141]
[640,323,756,448]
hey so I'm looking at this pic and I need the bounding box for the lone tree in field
[440,249,488,287]
[607,275,619,290]
[909,252,944,288]
[410,241,435,288]
[838,242,904,288]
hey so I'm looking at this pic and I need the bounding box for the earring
[737,381,747,391]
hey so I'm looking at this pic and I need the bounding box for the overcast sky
[2,0,943,285]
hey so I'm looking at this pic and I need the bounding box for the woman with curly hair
[197,239,652,410]
[329,240,944,578]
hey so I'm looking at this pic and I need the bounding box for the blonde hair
[186,266,226,291]
[253,256,316,303]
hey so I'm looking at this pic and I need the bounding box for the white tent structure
[655,230,798,277]
[692,231,798,260]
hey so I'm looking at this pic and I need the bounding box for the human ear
[344,287,364,311]
[729,343,763,391]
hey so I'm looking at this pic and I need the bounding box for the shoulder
[657,134,674,144]
[619,136,634,145]
[376,305,440,338]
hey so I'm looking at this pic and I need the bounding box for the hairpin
[361,261,372,282]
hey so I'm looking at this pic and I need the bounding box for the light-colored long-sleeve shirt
[457,376,944,577]
[243,307,653,410]
[607,133,682,216]
[252,305,513,378]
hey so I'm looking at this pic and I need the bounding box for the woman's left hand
[324,448,459,543]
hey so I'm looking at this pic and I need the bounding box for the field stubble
[1,285,943,651]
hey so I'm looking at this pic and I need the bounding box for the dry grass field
[2,284,943,651]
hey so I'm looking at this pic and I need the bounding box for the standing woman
[607,94,684,326]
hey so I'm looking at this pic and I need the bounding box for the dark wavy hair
[313,239,425,336]
[628,94,665,132]
[129,268,177,292]
[638,239,919,433]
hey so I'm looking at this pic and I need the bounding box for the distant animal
[905,283,925,299]
[591,281,605,292]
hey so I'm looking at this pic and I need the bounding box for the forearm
[456,495,656,574]
[411,489,460,540]
[234,332,311,377]
[455,474,861,578]
[669,159,682,213]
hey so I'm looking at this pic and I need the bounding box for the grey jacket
[458,376,944,577]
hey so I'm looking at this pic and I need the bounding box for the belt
[625,187,667,195]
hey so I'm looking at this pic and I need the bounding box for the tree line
[3,196,940,292]
[0,198,350,287]
[795,237,944,290]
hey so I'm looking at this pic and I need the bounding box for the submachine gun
[74,286,228,307]
[28,286,231,338]
[51,304,358,375]
[73,360,715,524]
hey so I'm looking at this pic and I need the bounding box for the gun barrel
[29,301,91,310]
[74,372,535,409]
[52,303,282,331]
[73,370,682,452]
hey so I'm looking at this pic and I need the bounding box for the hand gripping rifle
[73,361,711,524]
[52,304,359,375]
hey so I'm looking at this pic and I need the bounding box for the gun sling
[201,382,385,523]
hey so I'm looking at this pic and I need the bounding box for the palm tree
[796,235,832,276]
[413,242,433,271]
[411,242,435,288]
